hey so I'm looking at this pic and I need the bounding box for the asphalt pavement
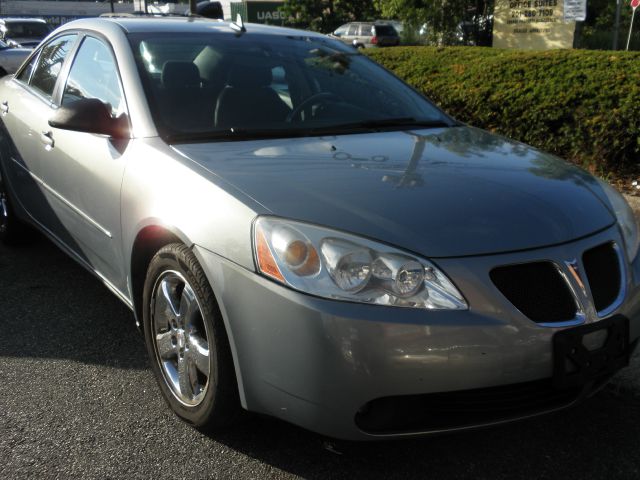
[2,235,640,480]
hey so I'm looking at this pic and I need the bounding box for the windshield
[5,21,51,39]
[128,32,452,141]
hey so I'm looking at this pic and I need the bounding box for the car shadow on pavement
[0,236,148,370]
[3,237,640,479]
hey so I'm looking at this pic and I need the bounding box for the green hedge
[367,47,640,175]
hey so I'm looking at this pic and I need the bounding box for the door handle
[40,130,54,149]
[0,101,8,114]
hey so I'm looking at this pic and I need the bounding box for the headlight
[253,217,467,310]
[597,179,639,261]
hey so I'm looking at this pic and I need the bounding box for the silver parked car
[0,17,638,440]
[0,39,30,76]
[331,22,400,48]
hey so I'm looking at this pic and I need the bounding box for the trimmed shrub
[368,47,640,174]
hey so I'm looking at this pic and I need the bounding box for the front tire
[142,243,240,430]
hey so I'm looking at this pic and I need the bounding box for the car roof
[57,16,328,39]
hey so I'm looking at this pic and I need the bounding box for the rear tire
[0,174,33,245]
[142,243,240,430]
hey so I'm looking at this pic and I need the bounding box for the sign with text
[493,0,576,50]
[564,0,587,21]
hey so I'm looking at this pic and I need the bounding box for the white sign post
[564,0,587,22]
[628,0,640,50]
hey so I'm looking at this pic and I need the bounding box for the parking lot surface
[1,236,640,479]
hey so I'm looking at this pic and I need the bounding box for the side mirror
[48,98,129,139]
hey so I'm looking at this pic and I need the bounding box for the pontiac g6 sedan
[0,17,638,440]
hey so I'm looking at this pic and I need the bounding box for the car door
[358,24,373,46]
[0,34,78,227]
[345,23,359,45]
[38,34,130,294]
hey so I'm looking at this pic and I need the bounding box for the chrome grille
[490,262,577,324]
[583,242,622,314]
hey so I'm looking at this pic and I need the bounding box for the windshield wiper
[166,118,457,143]
[316,117,456,132]
[166,127,312,143]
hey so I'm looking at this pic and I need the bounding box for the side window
[62,36,125,117]
[30,34,76,100]
[358,25,372,36]
[271,66,291,108]
[347,24,358,36]
[333,25,348,37]
[16,53,39,83]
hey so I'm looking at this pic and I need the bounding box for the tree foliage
[281,0,495,44]
[280,0,380,32]
[368,46,640,171]
[280,0,638,49]
[376,0,494,45]
[577,0,640,50]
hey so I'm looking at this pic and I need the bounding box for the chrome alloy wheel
[151,270,211,406]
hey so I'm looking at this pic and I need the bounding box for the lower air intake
[355,379,581,434]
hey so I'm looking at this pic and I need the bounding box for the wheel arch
[130,224,185,329]
[129,223,249,409]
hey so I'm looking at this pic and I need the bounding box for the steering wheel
[286,92,342,123]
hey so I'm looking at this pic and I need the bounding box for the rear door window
[359,25,373,36]
[271,65,292,108]
[29,34,77,100]
[16,53,39,84]
[5,21,52,39]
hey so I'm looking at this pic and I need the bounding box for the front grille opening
[490,262,577,323]
[355,379,581,434]
[583,242,621,313]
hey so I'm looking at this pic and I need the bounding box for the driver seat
[214,65,290,129]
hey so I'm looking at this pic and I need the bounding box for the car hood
[173,126,615,258]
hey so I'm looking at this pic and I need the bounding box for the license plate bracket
[553,315,630,389]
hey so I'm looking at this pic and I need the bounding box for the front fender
[120,137,264,290]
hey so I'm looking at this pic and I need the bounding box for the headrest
[162,61,201,89]
[227,63,272,89]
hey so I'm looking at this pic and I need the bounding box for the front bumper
[194,225,640,440]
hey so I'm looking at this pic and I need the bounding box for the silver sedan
[0,17,638,441]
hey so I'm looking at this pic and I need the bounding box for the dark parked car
[331,22,400,48]
[0,39,30,76]
[0,18,52,48]
[0,17,638,441]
